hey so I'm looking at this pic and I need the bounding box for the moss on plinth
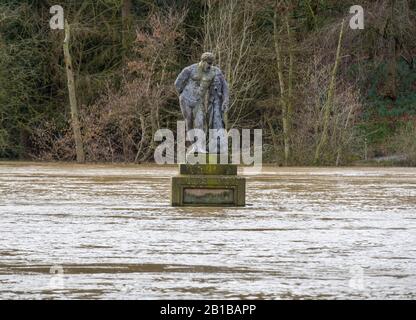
[179,164,237,175]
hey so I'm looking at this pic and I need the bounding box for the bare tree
[314,20,345,164]
[203,0,262,129]
[273,5,294,165]
[63,20,85,163]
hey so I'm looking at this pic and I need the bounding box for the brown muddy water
[0,162,415,299]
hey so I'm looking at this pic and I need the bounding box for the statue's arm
[174,66,191,95]
[219,71,229,112]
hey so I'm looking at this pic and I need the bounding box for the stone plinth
[171,159,245,207]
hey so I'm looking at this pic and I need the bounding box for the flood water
[0,162,415,299]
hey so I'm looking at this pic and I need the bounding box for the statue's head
[200,52,214,72]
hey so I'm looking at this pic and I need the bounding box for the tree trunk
[63,20,85,163]
[121,0,133,58]
[273,10,292,166]
[286,15,294,166]
[314,20,345,165]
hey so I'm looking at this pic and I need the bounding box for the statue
[208,64,229,154]
[171,55,246,207]
[174,52,229,154]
